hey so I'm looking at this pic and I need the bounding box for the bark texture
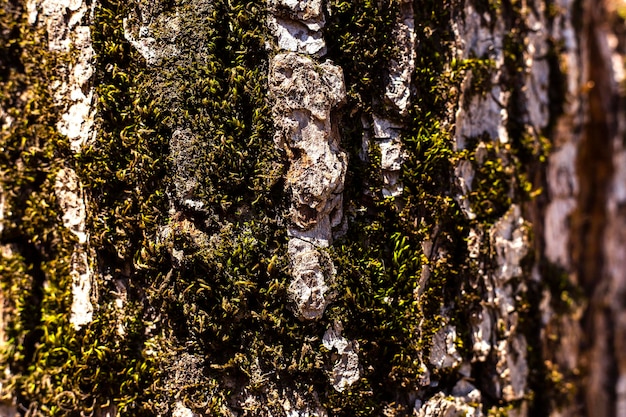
[1,0,626,416]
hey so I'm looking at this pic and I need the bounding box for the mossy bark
[1,0,626,416]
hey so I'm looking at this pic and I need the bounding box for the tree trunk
[1,0,625,416]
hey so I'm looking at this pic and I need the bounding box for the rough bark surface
[1,0,626,416]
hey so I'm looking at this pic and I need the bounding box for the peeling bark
[268,2,346,324]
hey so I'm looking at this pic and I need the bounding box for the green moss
[0,2,89,413]
[1,0,163,414]
[83,0,327,414]
[323,0,474,413]
[464,141,514,223]
[487,403,515,416]
[325,0,555,413]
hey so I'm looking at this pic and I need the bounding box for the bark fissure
[575,2,620,416]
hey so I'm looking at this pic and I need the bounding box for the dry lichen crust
[0,0,592,416]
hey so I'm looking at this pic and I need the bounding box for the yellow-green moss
[323,0,469,413]
[0,1,83,413]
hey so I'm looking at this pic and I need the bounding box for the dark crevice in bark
[574,19,615,297]
[1,176,52,415]
[499,3,551,413]
[574,2,618,416]
[527,7,570,416]
[0,0,24,79]
[545,40,567,138]
[1,238,45,417]
[525,280,551,417]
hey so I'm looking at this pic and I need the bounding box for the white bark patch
[122,14,180,66]
[541,5,584,414]
[55,168,87,244]
[28,0,87,52]
[372,115,407,197]
[268,0,326,56]
[29,0,97,329]
[384,1,416,116]
[123,20,160,65]
[429,325,462,370]
[415,392,482,417]
[269,0,324,30]
[28,0,97,152]
[267,0,347,324]
[524,7,550,130]
[122,2,181,66]
[323,322,360,392]
[455,86,510,149]
[0,188,5,236]
[69,251,93,330]
[462,205,529,401]
[545,143,578,267]
[378,138,406,172]
[455,159,476,219]
[270,54,345,127]
[172,402,199,417]
[542,0,581,278]
[490,205,528,282]
[56,25,96,152]
[544,199,576,267]
[287,238,332,320]
[471,304,493,362]
[496,335,529,402]
[452,3,501,59]
[453,3,509,150]
[368,2,415,198]
[269,51,346,319]
[55,168,93,329]
[467,227,482,260]
[268,16,326,56]
[551,0,582,145]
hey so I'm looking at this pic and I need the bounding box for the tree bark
[1,0,625,416]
